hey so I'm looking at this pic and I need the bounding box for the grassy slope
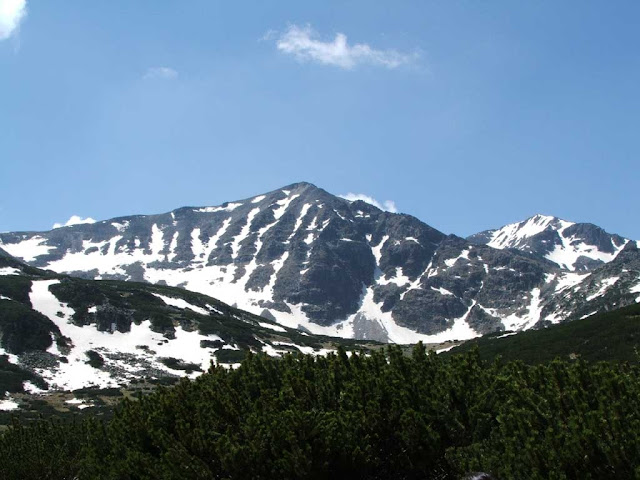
[444,302,640,364]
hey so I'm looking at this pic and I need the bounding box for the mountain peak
[527,213,562,224]
[249,181,336,204]
[280,181,318,191]
[468,213,629,272]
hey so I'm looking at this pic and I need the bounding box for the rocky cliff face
[2,183,639,343]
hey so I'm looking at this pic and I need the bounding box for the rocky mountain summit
[468,214,629,271]
[2,183,639,344]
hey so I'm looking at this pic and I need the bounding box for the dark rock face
[1,183,637,342]
[393,289,467,334]
[466,305,504,335]
[284,240,375,324]
[563,223,626,254]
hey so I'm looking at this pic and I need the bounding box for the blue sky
[1,1,639,239]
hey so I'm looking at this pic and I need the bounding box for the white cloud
[275,24,416,70]
[339,193,398,213]
[143,66,179,80]
[0,0,27,41]
[52,215,96,229]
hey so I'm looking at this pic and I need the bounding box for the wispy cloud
[274,24,417,70]
[0,0,27,41]
[339,193,398,213]
[143,66,179,80]
[52,215,96,229]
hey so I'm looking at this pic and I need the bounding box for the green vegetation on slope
[445,303,640,364]
[0,276,33,305]
[0,356,47,396]
[2,346,640,479]
[0,299,59,354]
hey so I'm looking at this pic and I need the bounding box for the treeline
[2,345,640,479]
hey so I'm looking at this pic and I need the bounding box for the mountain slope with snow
[2,183,639,346]
[0,251,370,394]
[468,214,629,271]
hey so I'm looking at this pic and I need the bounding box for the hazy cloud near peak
[339,193,398,213]
[0,0,27,41]
[52,215,96,229]
[143,66,179,80]
[275,24,417,70]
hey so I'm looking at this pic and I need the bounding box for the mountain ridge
[467,213,630,271]
[1,182,638,345]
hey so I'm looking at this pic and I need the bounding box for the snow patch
[192,218,232,264]
[167,232,179,262]
[258,322,287,333]
[488,215,565,250]
[431,286,453,296]
[29,279,224,390]
[0,267,20,276]
[555,272,591,293]
[271,341,334,356]
[0,347,18,364]
[195,203,242,213]
[546,237,628,271]
[150,224,165,257]
[273,194,300,220]
[370,235,389,266]
[1,236,55,262]
[261,343,282,357]
[435,345,456,354]
[334,209,348,221]
[287,203,312,241]
[485,214,628,271]
[586,277,620,302]
[152,293,210,316]
[502,288,543,330]
[378,267,410,287]
[352,286,478,344]
[0,398,19,411]
[23,381,47,394]
[231,208,260,260]
[444,249,470,268]
[111,221,130,232]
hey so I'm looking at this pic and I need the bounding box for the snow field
[28,279,227,390]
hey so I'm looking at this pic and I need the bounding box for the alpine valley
[1,182,639,396]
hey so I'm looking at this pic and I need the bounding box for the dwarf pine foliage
[2,345,640,479]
